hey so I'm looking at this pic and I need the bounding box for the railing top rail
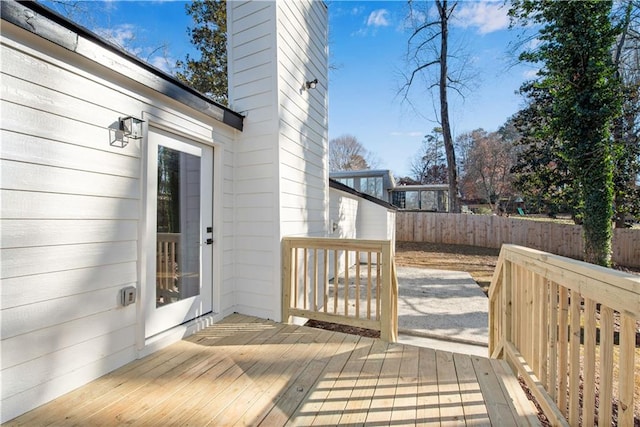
[282,236,392,252]
[500,244,640,317]
[488,249,506,302]
[157,232,181,242]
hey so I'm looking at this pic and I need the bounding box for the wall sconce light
[119,116,144,140]
[305,78,318,90]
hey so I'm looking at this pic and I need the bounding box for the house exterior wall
[228,0,328,321]
[227,1,280,320]
[328,188,359,239]
[358,201,397,242]
[328,186,396,265]
[0,10,238,422]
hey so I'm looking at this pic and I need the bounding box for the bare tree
[400,0,471,213]
[459,129,516,209]
[328,135,378,171]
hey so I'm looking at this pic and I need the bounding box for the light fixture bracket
[305,78,318,90]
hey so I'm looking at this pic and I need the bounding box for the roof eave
[2,0,244,131]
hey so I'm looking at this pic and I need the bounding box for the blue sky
[43,0,536,177]
[327,1,536,177]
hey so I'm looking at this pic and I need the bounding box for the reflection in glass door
[156,145,201,307]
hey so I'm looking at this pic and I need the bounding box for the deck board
[454,353,491,426]
[5,314,540,426]
[417,346,441,426]
[391,344,419,424]
[437,350,466,425]
[365,342,403,425]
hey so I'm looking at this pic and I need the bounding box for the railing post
[502,259,512,359]
[391,258,398,341]
[281,238,292,324]
[618,314,636,425]
[380,241,397,343]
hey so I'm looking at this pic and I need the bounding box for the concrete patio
[396,266,490,357]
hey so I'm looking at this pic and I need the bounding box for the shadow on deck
[7,314,540,426]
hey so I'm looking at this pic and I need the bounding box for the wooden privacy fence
[282,237,398,342]
[489,244,640,426]
[396,212,640,268]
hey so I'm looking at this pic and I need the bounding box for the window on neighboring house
[405,191,420,209]
[392,191,406,208]
[357,176,383,199]
[336,177,354,188]
[421,191,437,211]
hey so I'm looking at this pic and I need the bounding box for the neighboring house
[0,0,329,421]
[330,169,450,212]
[391,183,450,212]
[330,169,396,203]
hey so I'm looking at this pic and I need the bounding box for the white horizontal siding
[358,201,396,241]
[1,219,138,248]
[1,159,139,199]
[2,100,141,158]
[2,309,135,370]
[2,285,132,340]
[277,0,328,239]
[1,190,140,220]
[2,262,137,309]
[329,188,359,239]
[1,130,140,178]
[1,242,137,279]
[2,325,135,397]
[228,0,280,320]
[1,336,135,423]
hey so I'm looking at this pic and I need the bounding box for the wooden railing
[157,232,180,305]
[282,237,398,342]
[489,244,639,426]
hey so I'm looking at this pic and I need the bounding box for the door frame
[137,114,223,354]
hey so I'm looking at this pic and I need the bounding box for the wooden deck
[6,314,539,426]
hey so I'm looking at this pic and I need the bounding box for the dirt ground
[395,241,640,294]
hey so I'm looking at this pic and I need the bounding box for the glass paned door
[156,145,201,307]
[146,127,213,338]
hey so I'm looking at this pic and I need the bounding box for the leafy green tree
[175,0,228,105]
[510,0,623,266]
[510,83,577,218]
[510,3,640,224]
